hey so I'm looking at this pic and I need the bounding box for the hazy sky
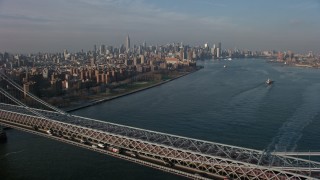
[0,0,319,53]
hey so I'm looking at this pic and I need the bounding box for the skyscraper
[125,35,130,53]
[218,42,222,57]
[93,45,97,63]
[100,45,106,55]
[93,45,97,54]
[63,49,69,60]
[204,43,209,51]
[217,48,220,58]
[143,41,146,50]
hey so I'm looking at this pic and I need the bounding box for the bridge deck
[1,103,320,179]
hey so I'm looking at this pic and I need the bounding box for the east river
[1,58,320,179]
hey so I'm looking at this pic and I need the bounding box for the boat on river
[266,78,274,85]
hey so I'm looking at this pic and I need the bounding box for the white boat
[266,78,274,85]
[224,65,227,68]
[228,58,232,61]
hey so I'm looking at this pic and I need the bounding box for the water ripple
[267,83,320,152]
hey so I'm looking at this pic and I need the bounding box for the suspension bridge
[1,70,320,180]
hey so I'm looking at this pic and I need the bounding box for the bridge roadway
[1,103,320,179]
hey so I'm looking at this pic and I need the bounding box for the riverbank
[267,59,320,69]
[65,68,202,112]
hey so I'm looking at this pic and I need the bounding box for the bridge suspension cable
[0,71,65,114]
[0,87,56,120]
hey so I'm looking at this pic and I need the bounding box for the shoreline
[267,60,319,69]
[65,68,201,112]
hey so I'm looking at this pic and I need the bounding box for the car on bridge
[97,143,105,148]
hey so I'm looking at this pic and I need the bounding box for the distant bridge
[1,70,320,180]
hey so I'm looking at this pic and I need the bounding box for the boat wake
[0,150,24,159]
[227,83,270,124]
[267,84,320,152]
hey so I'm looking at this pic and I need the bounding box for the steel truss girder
[0,104,318,179]
[1,103,320,169]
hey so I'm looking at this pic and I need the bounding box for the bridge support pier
[0,127,7,143]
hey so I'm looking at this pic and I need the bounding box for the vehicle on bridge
[108,147,120,153]
[46,130,52,135]
[97,143,105,148]
[127,151,137,157]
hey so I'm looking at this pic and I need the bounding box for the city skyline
[0,0,319,53]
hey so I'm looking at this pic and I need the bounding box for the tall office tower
[217,48,221,58]
[63,49,68,57]
[193,50,197,59]
[119,44,125,54]
[140,55,145,64]
[218,42,222,57]
[107,46,113,54]
[125,34,130,53]
[183,48,188,60]
[204,43,209,51]
[212,44,216,57]
[100,45,106,55]
[180,49,184,60]
[143,41,146,50]
[180,42,183,49]
[211,48,215,56]
[63,49,69,60]
[93,45,97,63]
[138,45,142,55]
[94,45,97,54]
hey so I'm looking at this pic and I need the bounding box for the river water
[1,58,320,179]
